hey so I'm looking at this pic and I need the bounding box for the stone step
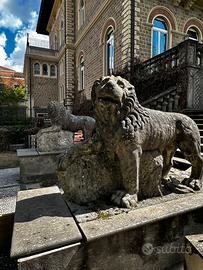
[173,157,191,171]
[10,186,82,259]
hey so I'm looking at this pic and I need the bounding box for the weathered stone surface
[90,76,203,207]
[58,151,117,204]
[18,149,61,184]
[10,186,82,258]
[16,193,203,270]
[58,147,163,204]
[185,234,203,270]
[47,101,95,141]
[17,243,83,270]
[76,192,203,241]
[36,129,73,152]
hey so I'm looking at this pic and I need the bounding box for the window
[187,27,199,41]
[79,0,85,28]
[152,18,168,57]
[42,64,48,76]
[79,56,84,90]
[106,28,114,75]
[34,63,40,75]
[50,65,56,77]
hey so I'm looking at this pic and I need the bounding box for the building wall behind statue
[30,59,58,109]
[138,0,203,61]
[75,0,131,99]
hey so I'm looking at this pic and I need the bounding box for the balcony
[133,39,203,111]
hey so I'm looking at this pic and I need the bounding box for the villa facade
[24,0,203,116]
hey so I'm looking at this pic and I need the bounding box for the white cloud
[8,11,49,72]
[0,1,47,72]
[0,0,41,26]
[0,12,22,31]
[0,32,10,66]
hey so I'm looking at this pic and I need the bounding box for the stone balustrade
[142,87,181,112]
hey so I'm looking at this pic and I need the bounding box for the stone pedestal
[17,149,62,184]
[10,187,203,270]
[58,149,163,204]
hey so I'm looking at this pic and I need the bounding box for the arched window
[152,18,168,57]
[187,27,199,41]
[79,56,84,91]
[106,28,114,75]
[34,63,40,75]
[42,64,48,76]
[50,65,56,77]
[79,0,85,28]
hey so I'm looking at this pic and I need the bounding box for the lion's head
[92,75,149,139]
[47,101,66,124]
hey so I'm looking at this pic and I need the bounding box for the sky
[0,0,49,72]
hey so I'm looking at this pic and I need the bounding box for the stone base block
[11,188,203,270]
[58,149,163,204]
[17,149,62,184]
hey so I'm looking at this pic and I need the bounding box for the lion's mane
[120,79,149,139]
[92,76,149,140]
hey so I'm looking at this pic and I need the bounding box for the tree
[0,85,26,104]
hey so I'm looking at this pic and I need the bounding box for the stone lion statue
[91,75,203,208]
[46,101,96,141]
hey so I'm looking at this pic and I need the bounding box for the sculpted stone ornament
[58,76,203,208]
[36,101,96,152]
[47,101,96,141]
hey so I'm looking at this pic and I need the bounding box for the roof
[0,66,15,72]
[36,0,55,35]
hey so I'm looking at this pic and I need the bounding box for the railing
[27,35,50,49]
[134,39,203,109]
[142,87,181,112]
[135,40,203,81]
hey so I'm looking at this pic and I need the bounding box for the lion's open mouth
[98,96,120,105]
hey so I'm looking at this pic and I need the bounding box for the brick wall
[138,0,203,61]
[75,0,130,99]
[30,60,58,108]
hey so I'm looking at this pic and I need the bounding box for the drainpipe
[130,0,135,80]
[64,0,67,108]
[29,57,32,118]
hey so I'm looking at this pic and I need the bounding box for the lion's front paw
[182,178,202,191]
[111,191,138,208]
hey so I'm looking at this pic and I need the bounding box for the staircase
[185,110,203,154]
[173,110,203,170]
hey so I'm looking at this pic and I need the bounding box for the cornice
[47,0,62,33]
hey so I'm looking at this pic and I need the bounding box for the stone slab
[77,192,203,241]
[11,186,82,258]
[186,234,203,257]
[17,243,82,270]
[17,149,38,157]
[18,150,61,184]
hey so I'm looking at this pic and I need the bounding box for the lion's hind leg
[162,145,177,180]
[178,139,203,190]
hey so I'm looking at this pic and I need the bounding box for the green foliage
[0,85,26,104]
